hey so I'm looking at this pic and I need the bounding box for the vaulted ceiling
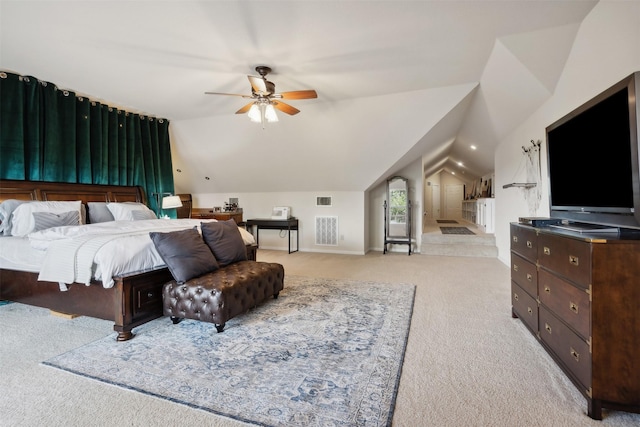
[1,0,597,193]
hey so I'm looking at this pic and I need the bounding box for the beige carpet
[1,250,639,426]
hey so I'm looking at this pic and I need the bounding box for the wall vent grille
[316,196,332,206]
[315,216,338,246]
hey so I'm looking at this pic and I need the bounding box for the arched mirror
[384,176,412,255]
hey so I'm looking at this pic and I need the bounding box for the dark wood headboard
[0,180,146,204]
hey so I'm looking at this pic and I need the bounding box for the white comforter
[28,219,255,289]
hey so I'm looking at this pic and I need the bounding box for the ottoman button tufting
[163,261,284,333]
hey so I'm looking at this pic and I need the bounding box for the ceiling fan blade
[235,102,254,114]
[278,90,318,100]
[272,101,300,116]
[248,75,268,94]
[204,91,251,98]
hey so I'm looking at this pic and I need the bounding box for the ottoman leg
[215,323,225,333]
[170,316,183,324]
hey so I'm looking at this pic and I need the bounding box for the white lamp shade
[248,103,261,122]
[162,195,183,209]
[264,104,278,122]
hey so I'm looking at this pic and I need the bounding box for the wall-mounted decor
[503,139,542,215]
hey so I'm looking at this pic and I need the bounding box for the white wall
[192,191,365,254]
[494,1,640,264]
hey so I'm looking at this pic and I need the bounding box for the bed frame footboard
[0,267,172,341]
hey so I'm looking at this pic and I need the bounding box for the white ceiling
[1,0,597,193]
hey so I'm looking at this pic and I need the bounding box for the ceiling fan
[205,66,317,122]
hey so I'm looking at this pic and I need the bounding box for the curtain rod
[0,69,165,122]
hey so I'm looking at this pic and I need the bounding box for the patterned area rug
[440,227,475,235]
[436,220,458,224]
[43,276,415,427]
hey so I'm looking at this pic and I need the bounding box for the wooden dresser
[510,223,640,419]
[191,208,243,224]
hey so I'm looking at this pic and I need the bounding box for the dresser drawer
[538,233,591,288]
[511,252,537,298]
[510,224,537,262]
[539,306,591,389]
[512,282,538,333]
[538,269,590,340]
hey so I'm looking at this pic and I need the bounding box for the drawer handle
[147,292,154,298]
[514,292,519,301]
[526,273,533,282]
[544,286,551,294]
[527,306,533,315]
[526,240,532,248]
[570,301,578,314]
[513,264,519,272]
[513,236,518,243]
[569,255,579,266]
[545,323,552,334]
[543,246,551,256]
[570,347,580,362]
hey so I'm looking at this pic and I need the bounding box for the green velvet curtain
[0,71,174,215]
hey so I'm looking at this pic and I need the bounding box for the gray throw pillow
[87,202,115,223]
[131,210,157,220]
[32,210,80,231]
[149,227,219,284]
[0,199,26,235]
[201,220,248,266]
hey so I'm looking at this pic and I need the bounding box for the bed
[0,179,255,341]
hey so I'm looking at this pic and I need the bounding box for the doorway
[444,184,464,218]
[431,184,441,219]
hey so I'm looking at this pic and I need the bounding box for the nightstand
[191,208,243,224]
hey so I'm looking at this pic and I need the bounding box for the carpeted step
[420,233,498,257]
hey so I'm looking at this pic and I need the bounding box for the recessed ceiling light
[457,161,464,167]
[470,145,477,150]
[451,171,456,175]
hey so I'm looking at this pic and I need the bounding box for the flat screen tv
[546,72,640,230]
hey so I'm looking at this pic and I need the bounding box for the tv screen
[547,87,633,211]
[545,72,640,229]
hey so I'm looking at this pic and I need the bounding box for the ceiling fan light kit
[205,65,317,128]
[248,100,279,127]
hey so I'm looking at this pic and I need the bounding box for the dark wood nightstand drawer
[192,209,243,224]
[538,233,591,288]
[539,306,591,389]
[511,252,537,299]
[538,269,590,340]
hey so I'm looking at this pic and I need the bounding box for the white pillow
[10,201,83,237]
[107,202,156,220]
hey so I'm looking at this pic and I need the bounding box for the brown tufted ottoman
[162,260,284,332]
